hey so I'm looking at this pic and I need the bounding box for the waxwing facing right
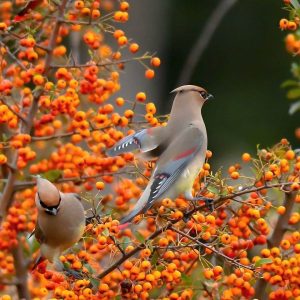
[108,85,213,224]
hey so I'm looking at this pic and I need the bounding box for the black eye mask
[38,192,61,216]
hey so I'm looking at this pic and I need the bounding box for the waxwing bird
[108,85,213,224]
[33,177,86,269]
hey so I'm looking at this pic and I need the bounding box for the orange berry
[203,268,214,280]
[158,238,169,247]
[146,102,156,114]
[242,153,251,162]
[0,154,7,165]
[91,9,101,19]
[99,283,109,292]
[96,181,105,190]
[280,239,291,250]
[129,43,139,53]
[140,248,151,258]
[285,150,295,160]
[118,36,128,46]
[145,69,155,79]
[74,0,84,9]
[277,206,286,215]
[264,171,273,181]
[221,233,231,244]
[116,97,125,106]
[279,18,289,30]
[120,1,129,11]
[0,23,8,31]
[151,57,161,67]
[113,29,125,39]
[230,171,239,180]
[288,21,297,31]
[136,92,146,102]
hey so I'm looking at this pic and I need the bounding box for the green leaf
[207,185,219,195]
[281,79,299,88]
[291,0,300,9]
[102,228,110,237]
[90,277,99,289]
[289,101,300,114]
[134,231,145,243]
[255,258,273,267]
[121,237,131,250]
[1,133,8,142]
[42,170,62,182]
[181,272,192,284]
[150,251,159,266]
[287,88,300,100]
[83,263,94,273]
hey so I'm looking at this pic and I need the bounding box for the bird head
[36,177,61,216]
[171,85,214,104]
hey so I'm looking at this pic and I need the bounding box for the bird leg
[63,266,84,279]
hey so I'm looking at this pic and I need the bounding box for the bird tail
[31,254,46,271]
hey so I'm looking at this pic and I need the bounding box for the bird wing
[120,125,206,224]
[142,125,205,211]
[107,126,165,157]
[34,221,46,244]
[69,193,82,202]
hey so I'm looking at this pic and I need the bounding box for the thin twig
[13,170,139,190]
[170,226,255,272]
[0,41,27,71]
[177,0,238,84]
[0,98,27,124]
[50,55,153,69]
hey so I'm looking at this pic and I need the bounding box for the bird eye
[200,91,208,99]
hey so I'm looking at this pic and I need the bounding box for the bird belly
[38,210,85,250]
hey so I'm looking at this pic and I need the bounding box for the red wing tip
[118,223,130,230]
[14,16,25,22]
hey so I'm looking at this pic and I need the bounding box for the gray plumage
[34,178,85,266]
[108,85,213,224]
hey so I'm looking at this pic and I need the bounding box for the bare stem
[12,246,30,300]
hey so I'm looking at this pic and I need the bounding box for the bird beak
[207,93,214,101]
[45,207,59,216]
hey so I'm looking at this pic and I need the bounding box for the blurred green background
[122,0,299,167]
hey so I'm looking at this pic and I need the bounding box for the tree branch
[0,98,28,124]
[95,181,297,279]
[170,226,255,272]
[254,191,297,299]
[49,55,153,69]
[0,41,27,71]
[0,1,69,298]
[177,0,238,85]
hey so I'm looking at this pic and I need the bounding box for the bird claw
[204,198,214,212]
